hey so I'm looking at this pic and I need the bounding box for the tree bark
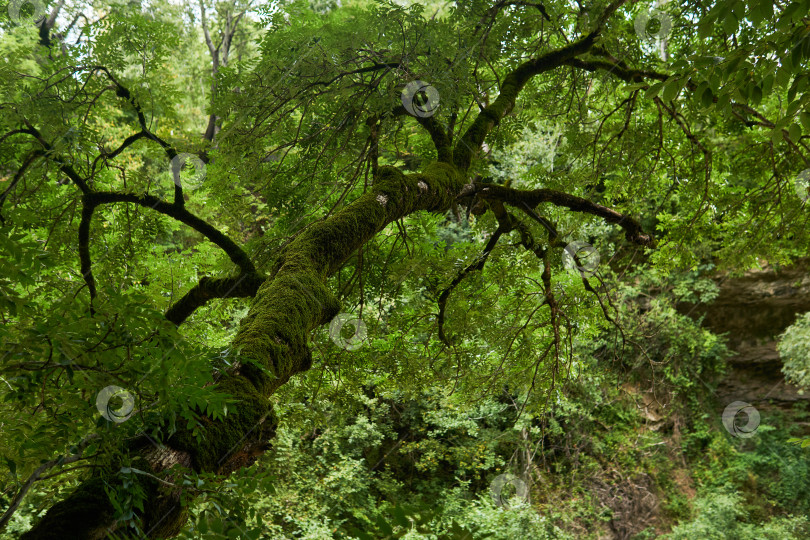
[20,162,464,539]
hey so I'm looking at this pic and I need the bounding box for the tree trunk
[21,162,464,538]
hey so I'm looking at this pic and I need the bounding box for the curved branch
[19,123,91,193]
[392,105,453,163]
[470,183,655,247]
[564,56,667,84]
[0,152,41,223]
[654,96,713,232]
[90,130,148,174]
[0,434,97,533]
[453,0,629,170]
[77,197,97,306]
[438,224,505,346]
[565,56,810,162]
[91,67,187,204]
[88,192,256,274]
[20,121,254,313]
[438,195,561,345]
[165,273,264,325]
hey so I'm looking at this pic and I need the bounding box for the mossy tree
[1,0,808,537]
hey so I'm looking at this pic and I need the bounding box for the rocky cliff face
[587,262,810,540]
[681,261,810,414]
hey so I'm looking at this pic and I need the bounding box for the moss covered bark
[232,162,464,391]
[20,162,465,539]
[18,477,115,540]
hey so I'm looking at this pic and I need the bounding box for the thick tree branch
[233,162,464,395]
[77,197,98,305]
[393,104,452,163]
[36,0,64,48]
[17,3,667,536]
[165,273,264,325]
[469,182,655,247]
[21,162,466,539]
[453,0,629,170]
[564,56,667,84]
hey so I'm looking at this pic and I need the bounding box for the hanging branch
[0,152,42,223]
[467,182,655,247]
[437,224,506,346]
[0,434,98,533]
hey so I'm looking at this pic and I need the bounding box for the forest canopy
[1,0,809,538]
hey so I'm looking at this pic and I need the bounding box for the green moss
[233,265,340,388]
[167,375,278,473]
[233,162,464,390]
[19,477,114,539]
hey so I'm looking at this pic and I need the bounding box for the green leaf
[723,15,739,35]
[716,93,731,114]
[645,82,664,99]
[375,515,394,535]
[750,85,762,106]
[391,505,409,528]
[701,87,715,108]
[800,111,810,132]
[781,1,802,22]
[662,78,683,102]
[622,82,647,92]
[792,45,803,72]
[348,528,375,540]
[725,54,744,75]
[749,2,763,25]
[761,73,774,95]
[698,20,714,40]
[731,0,745,22]
[786,99,802,118]
[758,0,773,21]
[692,81,709,107]
[789,123,802,142]
[244,528,262,540]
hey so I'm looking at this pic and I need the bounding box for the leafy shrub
[778,311,810,387]
[667,489,810,540]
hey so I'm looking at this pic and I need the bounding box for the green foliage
[667,490,810,540]
[2,0,810,536]
[778,311,810,388]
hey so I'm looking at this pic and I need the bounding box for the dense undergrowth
[172,268,810,538]
[3,238,808,540]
